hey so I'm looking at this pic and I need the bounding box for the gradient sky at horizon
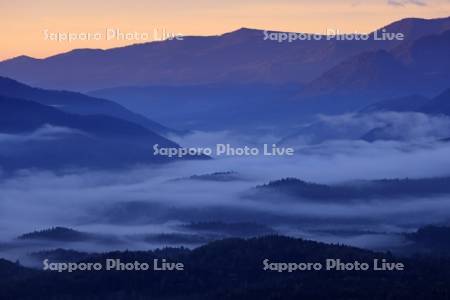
[1,0,450,61]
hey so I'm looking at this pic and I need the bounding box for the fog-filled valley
[2,122,450,265]
[1,14,450,299]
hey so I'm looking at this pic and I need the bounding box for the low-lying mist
[1,112,450,262]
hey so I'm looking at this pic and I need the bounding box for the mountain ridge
[2,16,449,91]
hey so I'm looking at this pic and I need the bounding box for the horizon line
[2,15,450,62]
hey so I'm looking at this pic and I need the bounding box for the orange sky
[1,0,450,61]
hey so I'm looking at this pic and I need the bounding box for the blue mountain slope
[0,76,174,135]
[0,96,194,171]
[361,88,450,115]
[360,94,430,113]
[295,29,450,114]
[421,88,450,115]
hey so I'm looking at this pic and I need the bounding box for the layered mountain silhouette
[0,76,174,134]
[0,95,157,137]
[255,177,450,202]
[302,50,418,97]
[299,28,450,108]
[0,94,191,171]
[393,30,450,82]
[1,17,449,91]
[17,227,91,242]
[362,88,450,115]
[90,83,301,130]
[375,16,450,38]
[358,88,450,142]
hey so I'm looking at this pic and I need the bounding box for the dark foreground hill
[255,177,450,202]
[1,236,450,299]
[17,227,92,242]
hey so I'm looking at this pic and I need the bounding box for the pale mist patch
[282,112,450,146]
[0,125,87,144]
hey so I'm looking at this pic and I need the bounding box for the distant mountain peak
[228,27,261,33]
[53,48,105,58]
[220,27,264,39]
[0,55,37,64]
[379,15,450,39]
[383,15,450,28]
